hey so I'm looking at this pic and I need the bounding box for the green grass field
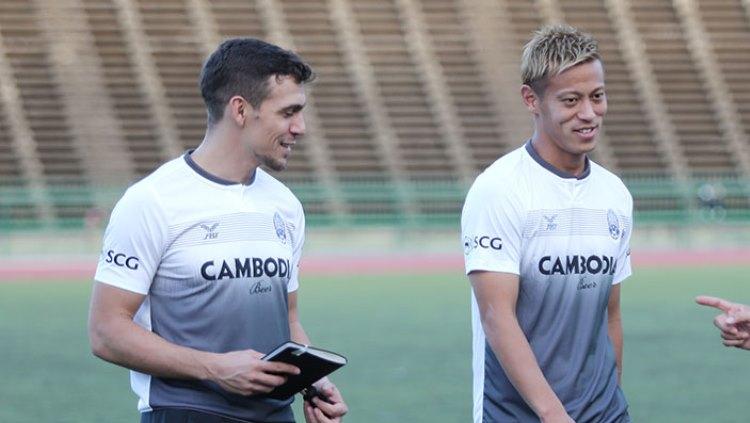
[1,266,749,422]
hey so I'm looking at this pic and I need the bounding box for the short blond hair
[521,24,600,95]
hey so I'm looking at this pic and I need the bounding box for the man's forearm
[90,316,213,381]
[608,315,623,382]
[484,314,567,420]
[289,320,335,388]
[289,320,312,345]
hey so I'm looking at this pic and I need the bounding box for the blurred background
[1,0,750,422]
[5,0,750,232]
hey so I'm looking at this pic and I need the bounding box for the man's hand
[696,295,750,350]
[205,349,300,396]
[303,379,348,423]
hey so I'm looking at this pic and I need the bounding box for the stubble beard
[259,153,288,172]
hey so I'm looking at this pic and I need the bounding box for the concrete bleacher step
[630,0,738,177]
[559,0,672,175]
[417,0,507,173]
[0,0,93,220]
[350,0,459,180]
[6,0,750,223]
[697,0,750,156]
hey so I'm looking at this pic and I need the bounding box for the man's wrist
[192,350,217,381]
[537,403,568,422]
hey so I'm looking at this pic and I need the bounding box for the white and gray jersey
[95,152,304,422]
[462,142,632,423]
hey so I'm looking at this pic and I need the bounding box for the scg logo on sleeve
[463,235,503,255]
[105,250,140,270]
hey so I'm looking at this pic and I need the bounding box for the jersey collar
[525,141,591,180]
[183,150,257,186]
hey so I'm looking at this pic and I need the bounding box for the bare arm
[607,284,623,383]
[470,271,573,423]
[287,291,348,423]
[288,291,312,346]
[88,281,299,395]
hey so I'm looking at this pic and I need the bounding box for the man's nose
[578,100,596,120]
[291,114,305,136]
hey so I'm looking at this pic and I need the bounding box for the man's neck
[191,129,258,185]
[530,136,587,177]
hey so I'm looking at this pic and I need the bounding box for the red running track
[1,249,750,282]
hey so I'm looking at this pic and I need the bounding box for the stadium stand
[135,0,208,161]
[82,0,166,177]
[631,0,737,177]
[349,0,457,182]
[3,0,750,227]
[558,0,672,177]
[276,0,384,181]
[0,103,21,185]
[0,0,93,223]
[209,0,320,185]
[418,0,510,174]
[0,98,37,222]
[697,0,750,163]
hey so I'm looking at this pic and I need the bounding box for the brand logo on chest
[543,214,558,231]
[200,257,291,281]
[538,254,617,276]
[200,222,220,240]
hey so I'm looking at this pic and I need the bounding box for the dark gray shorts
[140,408,264,423]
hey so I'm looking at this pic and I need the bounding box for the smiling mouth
[574,126,597,134]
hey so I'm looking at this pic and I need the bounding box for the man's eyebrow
[557,86,605,98]
[281,103,305,113]
[556,90,582,98]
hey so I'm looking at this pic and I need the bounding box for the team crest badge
[543,214,558,231]
[607,209,621,240]
[273,212,287,244]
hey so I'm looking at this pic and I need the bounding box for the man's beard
[259,153,288,172]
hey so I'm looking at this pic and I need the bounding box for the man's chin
[581,143,597,154]
[573,139,597,154]
[263,158,288,172]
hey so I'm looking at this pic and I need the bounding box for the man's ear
[228,96,248,126]
[521,84,540,114]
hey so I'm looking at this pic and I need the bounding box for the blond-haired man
[461,25,632,422]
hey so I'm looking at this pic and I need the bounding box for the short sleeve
[94,185,168,294]
[461,175,524,275]
[612,191,633,285]
[287,202,305,293]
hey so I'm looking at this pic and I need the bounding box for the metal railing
[2,177,750,231]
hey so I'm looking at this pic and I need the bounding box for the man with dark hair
[88,38,347,423]
[462,25,632,422]
[199,38,314,126]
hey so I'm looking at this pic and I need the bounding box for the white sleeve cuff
[465,259,520,276]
